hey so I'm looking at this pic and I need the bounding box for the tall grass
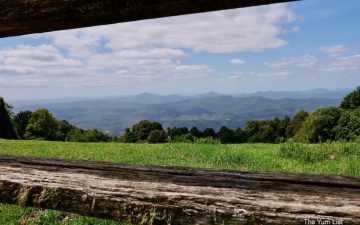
[280,140,360,163]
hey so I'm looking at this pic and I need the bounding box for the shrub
[171,133,194,143]
[194,137,221,145]
[147,130,168,143]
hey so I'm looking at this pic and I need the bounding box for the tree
[147,130,168,143]
[24,108,59,140]
[55,120,75,141]
[84,129,110,142]
[217,126,235,144]
[244,121,261,143]
[66,128,87,142]
[0,97,18,139]
[5,102,15,118]
[234,128,246,143]
[174,133,194,143]
[13,111,32,139]
[276,116,290,142]
[123,128,138,143]
[190,127,202,138]
[333,108,360,141]
[257,121,276,143]
[167,127,189,139]
[132,120,164,141]
[296,107,341,143]
[340,86,360,110]
[203,128,216,138]
[286,111,309,138]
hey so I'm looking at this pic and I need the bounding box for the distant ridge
[11,88,349,107]
[13,89,344,136]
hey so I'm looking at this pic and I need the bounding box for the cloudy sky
[1,0,360,100]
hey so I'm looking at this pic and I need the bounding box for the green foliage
[133,120,163,140]
[296,107,341,143]
[0,139,358,176]
[147,130,168,143]
[0,97,18,139]
[203,128,216,138]
[275,116,290,142]
[66,128,87,142]
[55,120,75,141]
[286,110,309,138]
[124,120,165,143]
[190,126,202,138]
[244,120,261,142]
[194,137,221,145]
[343,141,360,157]
[167,127,189,139]
[340,86,360,110]
[66,128,110,142]
[243,117,290,143]
[234,128,246,143]
[280,140,357,163]
[24,108,59,141]
[257,121,277,143]
[171,133,195,143]
[84,129,110,142]
[280,141,330,163]
[123,128,138,143]
[334,108,360,141]
[0,205,125,225]
[13,110,32,139]
[217,126,235,144]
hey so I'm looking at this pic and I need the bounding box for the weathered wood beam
[0,155,359,225]
[0,0,299,38]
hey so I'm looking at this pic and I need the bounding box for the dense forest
[1,86,360,144]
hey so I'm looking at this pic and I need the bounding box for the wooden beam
[0,0,299,38]
[0,154,359,225]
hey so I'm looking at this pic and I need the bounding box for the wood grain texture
[0,154,359,224]
[0,0,299,38]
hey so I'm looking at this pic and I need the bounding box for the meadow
[0,139,359,225]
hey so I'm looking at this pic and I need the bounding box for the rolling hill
[13,91,343,135]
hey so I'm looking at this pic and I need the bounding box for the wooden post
[0,0,299,38]
[0,154,359,225]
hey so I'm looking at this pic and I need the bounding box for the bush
[194,137,221,145]
[171,133,194,143]
[147,130,168,143]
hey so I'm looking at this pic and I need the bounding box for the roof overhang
[0,0,299,38]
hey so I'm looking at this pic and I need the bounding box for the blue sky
[0,0,360,100]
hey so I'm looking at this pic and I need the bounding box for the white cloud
[230,71,291,79]
[0,44,210,88]
[320,54,360,72]
[45,3,295,54]
[1,3,297,91]
[0,45,83,76]
[264,55,318,68]
[319,45,347,54]
[229,59,246,65]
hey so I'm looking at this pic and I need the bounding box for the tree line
[0,102,111,142]
[1,86,360,144]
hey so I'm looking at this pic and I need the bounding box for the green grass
[0,139,359,224]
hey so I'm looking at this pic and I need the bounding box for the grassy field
[0,139,359,224]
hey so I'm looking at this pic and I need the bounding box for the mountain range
[12,89,346,135]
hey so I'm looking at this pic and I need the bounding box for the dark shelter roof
[0,0,298,38]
